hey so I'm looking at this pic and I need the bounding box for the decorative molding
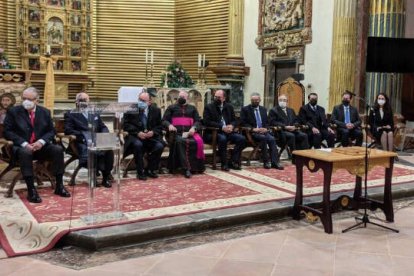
[256,0,312,61]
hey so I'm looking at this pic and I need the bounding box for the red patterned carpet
[1,163,414,257]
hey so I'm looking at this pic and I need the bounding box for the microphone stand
[342,97,398,233]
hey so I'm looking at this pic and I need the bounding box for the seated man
[299,92,335,148]
[268,94,309,152]
[203,89,246,171]
[240,92,283,170]
[0,92,16,124]
[64,92,114,187]
[162,90,205,178]
[123,91,165,180]
[331,91,363,147]
[4,87,70,203]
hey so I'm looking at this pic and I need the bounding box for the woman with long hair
[369,92,394,151]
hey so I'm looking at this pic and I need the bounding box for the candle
[198,54,201,67]
[145,49,148,64]
[202,54,206,67]
[46,45,51,54]
[151,51,154,64]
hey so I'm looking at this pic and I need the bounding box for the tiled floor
[1,153,414,276]
[1,199,414,276]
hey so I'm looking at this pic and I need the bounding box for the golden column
[366,0,405,113]
[328,0,358,111]
[210,0,249,111]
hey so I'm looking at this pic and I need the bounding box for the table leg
[292,157,304,220]
[383,157,394,222]
[321,164,333,234]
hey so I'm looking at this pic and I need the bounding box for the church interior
[1,0,414,275]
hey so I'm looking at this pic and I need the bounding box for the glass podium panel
[69,102,138,225]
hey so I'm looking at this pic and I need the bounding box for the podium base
[81,211,126,225]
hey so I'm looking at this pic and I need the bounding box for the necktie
[140,112,148,130]
[345,107,350,124]
[29,111,36,143]
[220,106,226,127]
[255,108,262,128]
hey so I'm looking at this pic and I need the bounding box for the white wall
[243,0,335,109]
[243,0,265,105]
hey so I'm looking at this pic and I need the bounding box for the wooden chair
[54,118,81,186]
[0,124,55,197]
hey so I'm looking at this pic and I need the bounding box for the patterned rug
[1,163,414,257]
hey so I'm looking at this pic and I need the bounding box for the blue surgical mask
[138,100,147,110]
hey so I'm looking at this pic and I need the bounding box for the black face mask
[251,102,259,108]
[342,99,350,106]
[309,99,317,106]
[214,98,222,105]
[177,97,186,105]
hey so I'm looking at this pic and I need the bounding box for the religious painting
[47,17,64,44]
[29,58,40,70]
[71,47,81,57]
[55,60,64,71]
[29,9,40,22]
[71,31,81,42]
[72,14,81,26]
[28,44,40,54]
[51,47,63,55]
[71,60,81,71]
[72,0,82,10]
[47,0,65,7]
[28,26,40,39]
[263,0,304,34]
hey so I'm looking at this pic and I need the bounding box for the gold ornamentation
[341,196,349,207]
[12,74,22,82]
[263,0,304,33]
[300,210,319,222]
[3,74,12,82]
[308,159,315,170]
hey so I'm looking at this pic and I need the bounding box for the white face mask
[377,99,386,106]
[278,101,287,108]
[22,99,35,110]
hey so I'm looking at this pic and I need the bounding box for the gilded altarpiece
[16,0,92,99]
[256,0,312,108]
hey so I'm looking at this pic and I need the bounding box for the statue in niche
[47,19,63,44]
[29,44,40,54]
[48,0,65,7]
[29,27,40,39]
[72,14,81,25]
[73,0,82,10]
[71,31,81,42]
[29,9,40,22]
[29,0,40,4]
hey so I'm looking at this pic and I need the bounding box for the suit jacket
[64,111,109,143]
[203,102,237,133]
[268,106,299,128]
[123,104,164,154]
[369,107,394,131]
[298,104,330,131]
[331,104,361,129]
[240,105,270,128]
[4,105,55,147]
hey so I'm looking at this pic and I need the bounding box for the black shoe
[137,173,147,181]
[101,178,112,188]
[263,162,272,169]
[27,188,42,203]
[221,164,230,171]
[146,170,159,178]
[184,170,192,178]
[271,162,284,170]
[54,186,71,197]
[229,162,241,170]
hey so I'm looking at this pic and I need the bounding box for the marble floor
[1,153,414,276]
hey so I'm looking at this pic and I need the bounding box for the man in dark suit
[331,91,363,147]
[123,92,165,180]
[240,92,283,170]
[4,87,70,203]
[64,92,114,187]
[268,94,309,152]
[203,90,246,171]
[299,92,336,148]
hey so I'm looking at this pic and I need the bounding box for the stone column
[210,0,249,112]
[328,0,358,111]
[366,0,405,112]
